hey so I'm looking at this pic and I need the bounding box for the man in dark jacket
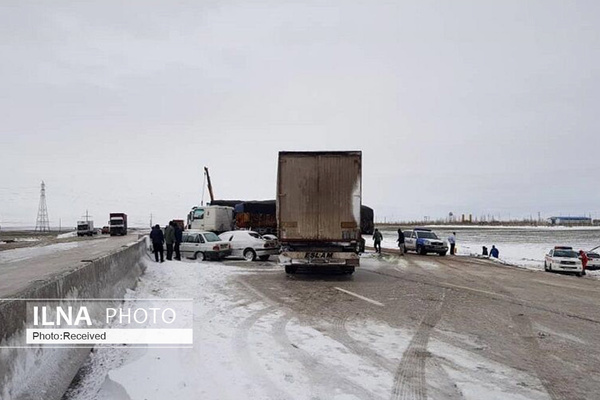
[149,224,164,262]
[164,221,176,261]
[373,228,383,254]
[174,222,183,261]
[396,228,405,256]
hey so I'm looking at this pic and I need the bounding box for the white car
[403,228,448,256]
[544,246,583,276]
[586,252,600,270]
[219,230,279,261]
[180,230,232,261]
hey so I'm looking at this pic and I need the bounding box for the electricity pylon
[35,181,50,232]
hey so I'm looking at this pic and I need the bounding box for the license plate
[305,252,333,259]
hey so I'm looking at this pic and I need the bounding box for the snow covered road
[0,233,139,297]
[63,252,600,400]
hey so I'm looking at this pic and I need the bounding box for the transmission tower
[35,181,50,232]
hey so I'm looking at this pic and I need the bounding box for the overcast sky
[1,0,599,227]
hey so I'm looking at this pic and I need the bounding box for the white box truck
[187,206,234,234]
[77,220,95,237]
[277,151,362,274]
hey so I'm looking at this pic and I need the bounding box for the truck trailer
[277,151,362,274]
[109,213,128,236]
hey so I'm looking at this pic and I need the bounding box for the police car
[404,228,448,256]
[544,246,583,276]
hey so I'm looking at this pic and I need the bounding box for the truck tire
[259,255,270,261]
[285,265,297,274]
[195,252,205,261]
[243,249,256,261]
[342,267,355,275]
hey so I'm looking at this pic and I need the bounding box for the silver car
[219,230,279,261]
[180,230,232,261]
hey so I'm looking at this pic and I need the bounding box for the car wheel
[576,272,583,277]
[259,255,270,261]
[341,266,355,275]
[544,261,548,271]
[243,249,256,261]
[547,262,552,272]
[195,252,205,261]
[417,245,427,255]
[439,251,447,256]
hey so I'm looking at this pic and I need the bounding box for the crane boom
[204,166,215,203]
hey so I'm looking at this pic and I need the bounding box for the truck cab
[77,220,95,237]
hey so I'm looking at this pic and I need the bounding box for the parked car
[180,230,231,261]
[219,230,279,261]
[403,228,448,256]
[101,226,110,234]
[544,246,583,276]
[586,251,600,270]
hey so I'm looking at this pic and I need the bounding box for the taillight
[213,245,219,251]
[264,243,269,248]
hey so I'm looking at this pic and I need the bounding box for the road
[0,233,140,298]
[66,251,600,400]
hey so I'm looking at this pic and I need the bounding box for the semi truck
[109,213,128,236]
[277,151,362,275]
[186,206,234,234]
[77,220,95,237]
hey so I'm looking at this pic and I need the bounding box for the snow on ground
[0,242,80,263]
[57,231,78,239]
[375,226,600,277]
[66,258,549,400]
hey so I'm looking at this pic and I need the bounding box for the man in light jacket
[165,221,176,261]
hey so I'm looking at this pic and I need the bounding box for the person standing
[174,222,183,261]
[579,250,588,276]
[396,228,405,256]
[448,232,456,255]
[149,224,165,263]
[490,245,499,258]
[165,221,176,261]
[373,228,383,254]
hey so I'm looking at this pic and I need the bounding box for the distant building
[548,216,592,225]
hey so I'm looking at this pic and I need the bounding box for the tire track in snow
[233,305,292,400]
[391,289,446,400]
[436,258,569,400]
[271,313,383,400]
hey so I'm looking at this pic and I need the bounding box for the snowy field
[376,226,600,273]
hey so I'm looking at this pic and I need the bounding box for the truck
[277,151,362,275]
[109,213,128,236]
[186,206,234,234]
[77,220,95,237]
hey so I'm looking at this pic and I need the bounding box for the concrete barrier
[0,239,147,400]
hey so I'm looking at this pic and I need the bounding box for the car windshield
[416,231,438,239]
[203,232,221,242]
[554,250,578,258]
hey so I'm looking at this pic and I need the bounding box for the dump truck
[277,151,362,274]
[109,213,128,236]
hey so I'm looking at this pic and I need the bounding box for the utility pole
[35,181,51,232]
[150,213,153,228]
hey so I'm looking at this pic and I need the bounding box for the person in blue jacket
[490,245,499,258]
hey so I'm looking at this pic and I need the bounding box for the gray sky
[1,0,599,227]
